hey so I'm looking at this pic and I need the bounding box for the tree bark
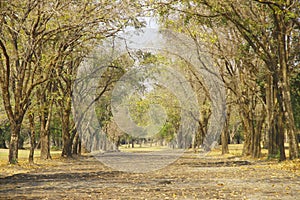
[241,109,252,156]
[0,128,7,149]
[275,76,286,161]
[78,139,82,155]
[266,74,277,157]
[221,105,230,155]
[39,88,53,160]
[277,111,286,161]
[28,113,36,163]
[40,128,51,159]
[252,110,266,158]
[275,15,299,159]
[221,129,229,155]
[72,130,79,155]
[8,123,21,164]
[61,97,72,157]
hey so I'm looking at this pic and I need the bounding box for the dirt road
[0,152,299,199]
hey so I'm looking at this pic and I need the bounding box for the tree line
[154,0,300,160]
[0,0,299,164]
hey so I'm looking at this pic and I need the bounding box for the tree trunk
[268,116,279,157]
[241,113,251,156]
[40,128,51,159]
[72,131,79,155]
[252,111,266,158]
[8,123,21,164]
[266,72,286,160]
[28,113,36,163]
[274,75,286,161]
[62,136,72,157]
[221,105,230,155]
[40,115,52,160]
[263,76,271,151]
[78,139,82,155]
[266,74,277,157]
[252,127,261,158]
[221,129,229,155]
[61,99,72,157]
[39,103,53,159]
[276,10,299,159]
[287,128,299,159]
[37,84,54,159]
[0,128,7,149]
[277,112,286,161]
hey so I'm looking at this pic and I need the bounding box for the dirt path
[0,152,299,200]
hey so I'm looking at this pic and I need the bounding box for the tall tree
[0,0,144,163]
[0,1,55,163]
[153,0,299,160]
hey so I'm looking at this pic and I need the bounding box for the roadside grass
[0,149,62,177]
[207,143,293,160]
[0,144,299,177]
[0,148,61,161]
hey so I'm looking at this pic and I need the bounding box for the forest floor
[0,145,299,200]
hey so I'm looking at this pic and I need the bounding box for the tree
[153,0,299,160]
[0,0,55,163]
[0,0,144,163]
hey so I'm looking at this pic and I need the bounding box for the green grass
[0,148,61,161]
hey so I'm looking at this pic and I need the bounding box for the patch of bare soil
[0,152,299,200]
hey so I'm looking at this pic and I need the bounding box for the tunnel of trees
[0,0,299,164]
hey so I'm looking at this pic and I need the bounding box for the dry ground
[0,145,299,200]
